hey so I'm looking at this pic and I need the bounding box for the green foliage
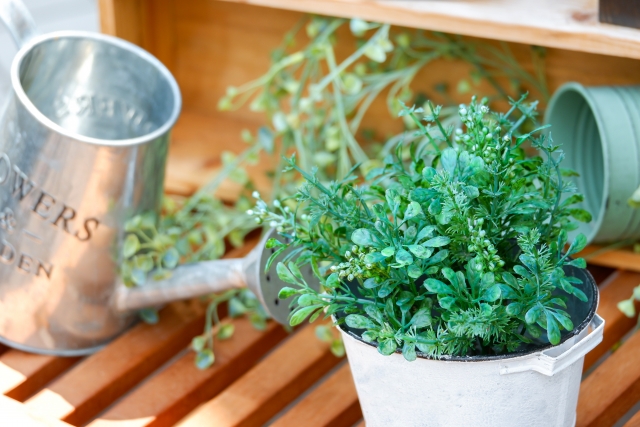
[120,16,549,367]
[256,96,590,361]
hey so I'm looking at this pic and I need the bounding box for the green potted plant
[251,96,603,426]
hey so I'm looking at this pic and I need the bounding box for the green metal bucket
[545,83,640,244]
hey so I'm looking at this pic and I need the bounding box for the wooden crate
[4,0,640,426]
[0,247,638,427]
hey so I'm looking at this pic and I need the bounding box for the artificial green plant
[256,96,592,360]
[121,16,550,368]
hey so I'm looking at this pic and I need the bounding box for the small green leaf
[407,245,432,259]
[404,201,423,220]
[265,238,283,249]
[162,247,180,269]
[217,323,235,340]
[276,262,299,285]
[441,148,458,175]
[362,331,378,343]
[195,349,215,370]
[551,311,574,331]
[131,268,147,286]
[315,325,333,342]
[425,278,453,294]
[229,297,247,316]
[525,305,541,324]
[567,234,588,256]
[290,305,322,326]
[381,246,395,257]
[408,264,422,278]
[298,294,317,307]
[572,287,588,302]
[546,312,561,345]
[569,209,592,223]
[416,225,436,242]
[365,305,385,324]
[423,236,450,247]
[618,299,636,318]
[351,229,376,247]
[346,314,377,329]
[567,258,587,269]
[139,308,158,324]
[410,308,432,328]
[438,296,456,310]
[123,234,140,259]
[278,287,298,299]
[191,335,206,352]
[480,285,501,302]
[364,252,386,263]
[378,338,397,356]
[325,273,340,288]
[331,339,345,357]
[506,302,523,316]
[363,278,379,288]
[395,248,413,265]
[402,342,417,361]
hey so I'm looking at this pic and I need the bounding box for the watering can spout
[111,228,312,326]
[0,0,39,48]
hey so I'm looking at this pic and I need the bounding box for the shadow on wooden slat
[87,317,288,427]
[584,270,640,371]
[270,362,362,427]
[0,351,81,402]
[176,323,341,427]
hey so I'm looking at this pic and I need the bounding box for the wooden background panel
[102,0,640,195]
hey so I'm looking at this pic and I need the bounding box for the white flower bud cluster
[329,245,374,281]
[246,191,290,233]
[466,217,504,271]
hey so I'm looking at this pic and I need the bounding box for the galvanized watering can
[0,0,305,356]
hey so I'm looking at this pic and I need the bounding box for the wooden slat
[23,240,257,426]
[0,351,80,401]
[584,270,640,370]
[624,411,640,427]
[0,395,72,427]
[214,0,640,60]
[354,422,365,427]
[166,111,274,198]
[24,300,206,426]
[88,318,288,427]
[271,362,361,427]
[580,246,640,273]
[176,324,341,427]
[577,330,640,426]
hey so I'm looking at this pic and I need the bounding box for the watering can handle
[499,313,605,377]
[0,0,38,48]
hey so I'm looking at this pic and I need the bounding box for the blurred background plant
[121,15,549,369]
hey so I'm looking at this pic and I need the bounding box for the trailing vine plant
[120,16,549,368]
[256,96,591,360]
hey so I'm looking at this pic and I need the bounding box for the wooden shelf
[580,245,640,273]
[218,0,640,60]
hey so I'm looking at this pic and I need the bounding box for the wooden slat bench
[0,245,639,427]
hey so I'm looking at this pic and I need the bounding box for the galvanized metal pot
[545,83,640,243]
[338,267,603,427]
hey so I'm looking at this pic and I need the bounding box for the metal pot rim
[10,30,182,147]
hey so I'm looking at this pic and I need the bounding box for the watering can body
[0,1,308,356]
[0,1,180,355]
